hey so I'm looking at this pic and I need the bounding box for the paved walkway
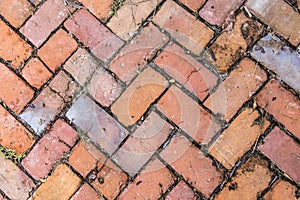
[0,0,299,199]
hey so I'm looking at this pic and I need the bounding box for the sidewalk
[0,0,299,199]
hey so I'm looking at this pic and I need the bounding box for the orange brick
[264,180,298,200]
[180,0,206,11]
[81,0,113,20]
[71,183,103,200]
[38,29,77,72]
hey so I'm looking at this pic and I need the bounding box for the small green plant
[110,0,125,16]
[0,146,24,163]
[76,128,90,144]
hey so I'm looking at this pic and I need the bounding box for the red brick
[264,180,298,200]
[38,29,77,72]
[107,0,162,40]
[256,79,300,138]
[81,0,113,21]
[259,127,300,184]
[111,67,167,126]
[0,156,35,200]
[0,20,32,68]
[199,0,244,26]
[92,160,128,199]
[22,58,52,88]
[64,9,123,62]
[166,181,197,200]
[161,136,223,198]
[155,43,218,100]
[180,0,206,11]
[20,0,73,47]
[32,164,80,200]
[209,108,269,169]
[88,67,122,107]
[0,0,34,28]
[119,158,176,200]
[50,119,77,146]
[204,58,267,121]
[21,134,69,179]
[63,48,98,85]
[71,183,104,200]
[109,25,168,84]
[204,12,262,72]
[0,63,34,114]
[153,0,213,55]
[215,156,273,200]
[247,0,300,46]
[158,86,220,144]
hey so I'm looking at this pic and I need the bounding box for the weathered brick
[0,0,34,28]
[180,0,206,11]
[119,158,176,200]
[0,63,34,114]
[0,156,35,200]
[204,58,267,121]
[209,108,269,169]
[157,86,220,144]
[21,134,69,179]
[38,29,77,72]
[259,127,300,184]
[161,136,223,198]
[166,181,197,200]
[71,183,104,200]
[153,0,214,55]
[256,79,300,138]
[107,0,162,40]
[215,156,273,200]
[21,58,52,88]
[199,0,244,26]
[64,9,123,62]
[0,20,32,68]
[20,0,72,47]
[204,12,262,72]
[246,0,300,46]
[81,0,113,20]
[111,67,167,126]
[155,43,218,100]
[264,180,298,200]
[109,25,168,84]
[32,164,80,200]
[50,119,77,146]
[66,95,129,154]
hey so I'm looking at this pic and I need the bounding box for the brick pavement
[0,0,299,199]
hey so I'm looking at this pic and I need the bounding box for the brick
[21,134,69,179]
[0,156,35,200]
[166,181,197,200]
[20,0,72,47]
[153,0,213,55]
[107,0,162,40]
[111,67,167,126]
[259,127,300,184]
[20,87,64,135]
[155,43,218,100]
[264,180,298,200]
[119,158,176,200]
[246,0,300,46]
[204,12,262,72]
[0,0,34,28]
[63,48,98,85]
[161,136,223,198]
[204,58,267,121]
[22,58,52,89]
[81,0,113,21]
[88,67,122,107]
[158,86,220,144]
[0,63,34,114]
[215,156,273,200]
[38,29,77,72]
[199,0,244,26]
[29,0,43,6]
[209,108,269,169]
[92,160,128,199]
[113,112,172,174]
[71,183,104,200]
[64,9,123,61]
[251,33,300,92]
[0,20,32,68]
[50,119,77,146]
[180,0,206,11]
[66,95,129,154]
[256,79,300,138]
[109,25,168,84]
[32,164,80,200]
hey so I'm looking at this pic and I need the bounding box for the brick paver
[166,181,198,200]
[264,180,299,200]
[71,183,104,200]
